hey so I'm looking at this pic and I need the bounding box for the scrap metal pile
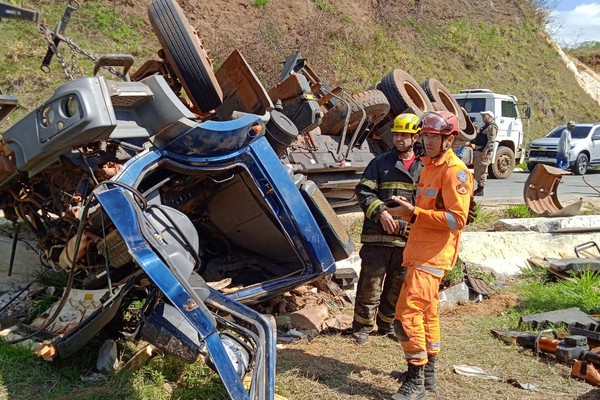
[491,242,600,389]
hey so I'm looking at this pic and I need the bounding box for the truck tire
[420,78,467,130]
[572,153,589,175]
[460,107,476,139]
[320,90,390,135]
[526,162,536,172]
[489,146,515,179]
[148,0,223,113]
[380,69,432,116]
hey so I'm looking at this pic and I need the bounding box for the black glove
[384,198,399,207]
[467,196,477,225]
[401,221,412,239]
[395,220,411,239]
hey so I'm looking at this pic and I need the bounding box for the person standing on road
[556,121,574,170]
[470,111,497,196]
[351,113,424,345]
[386,111,473,400]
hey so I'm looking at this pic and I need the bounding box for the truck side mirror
[524,105,531,120]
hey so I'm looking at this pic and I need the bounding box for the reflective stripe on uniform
[354,314,375,325]
[446,211,458,230]
[361,234,405,246]
[404,350,428,360]
[377,312,395,324]
[427,342,441,350]
[359,178,378,190]
[415,188,421,196]
[424,188,438,197]
[366,199,384,219]
[379,182,418,191]
[415,265,445,277]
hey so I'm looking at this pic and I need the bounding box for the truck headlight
[64,95,80,118]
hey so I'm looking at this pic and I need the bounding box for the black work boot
[352,331,369,345]
[424,356,437,392]
[391,364,426,400]
[473,186,484,196]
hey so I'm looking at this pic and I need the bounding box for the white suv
[526,123,600,175]
[454,89,528,179]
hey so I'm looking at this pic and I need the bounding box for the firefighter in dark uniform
[352,113,423,344]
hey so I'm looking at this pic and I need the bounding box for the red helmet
[420,111,459,136]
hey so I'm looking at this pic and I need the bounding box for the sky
[548,1,600,46]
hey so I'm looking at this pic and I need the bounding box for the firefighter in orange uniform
[386,111,473,400]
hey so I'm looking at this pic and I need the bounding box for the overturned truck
[0,1,353,399]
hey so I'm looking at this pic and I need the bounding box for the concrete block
[460,231,600,275]
[494,215,600,233]
[439,282,469,307]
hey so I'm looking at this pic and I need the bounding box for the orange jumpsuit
[394,148,473,366]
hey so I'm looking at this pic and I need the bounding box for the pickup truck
[526,123,600,175]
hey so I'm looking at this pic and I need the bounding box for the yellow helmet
[391,113,420,134]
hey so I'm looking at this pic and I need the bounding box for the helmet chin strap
[397,139,414,155]
[399,145,413,154]
[430,140,449,159]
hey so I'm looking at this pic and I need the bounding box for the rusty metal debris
[524,164,583,217]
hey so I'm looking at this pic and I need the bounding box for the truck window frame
[455,98,486,113]
[501,100,518,119]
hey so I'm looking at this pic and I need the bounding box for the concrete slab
[334,251,362,276]
[459,231,600,275]
[439,282,469,307]
[494,215,600,233]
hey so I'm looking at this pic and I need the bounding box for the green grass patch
[506,203,536,218]
[442,258,464,288]
[315,0,336,13]
[516,270,600,315]
[464,204,499,231]
[78,2,144,46]
[253,0,270,7]
[0,342,228,399]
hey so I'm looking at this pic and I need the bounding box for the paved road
[482,167,600,204]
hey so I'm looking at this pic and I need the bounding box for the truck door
[497,100,521,143]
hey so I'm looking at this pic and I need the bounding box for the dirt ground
[275,292,600,400]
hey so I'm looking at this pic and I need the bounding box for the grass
[80,2,144,46]
[253,0,270,7]
[463,203,500,231]
[275,289,592,399]
[566,40,600,73]
[442,259,464,288]
[314,0,336,13]
[1,285,594,399]
[506,203,536,218]
[516,270,600,315]
[0,339,229,400]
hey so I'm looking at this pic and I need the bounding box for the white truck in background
[453,89,530,179]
